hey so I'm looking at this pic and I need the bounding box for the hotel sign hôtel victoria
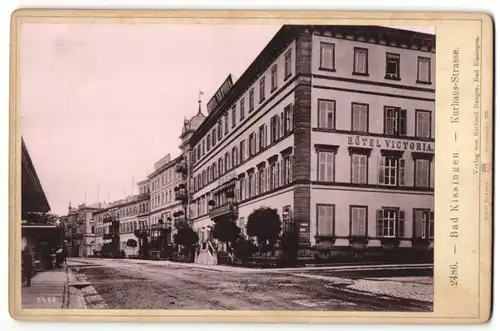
[186,25,435,254]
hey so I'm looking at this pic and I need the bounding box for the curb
[67,267,108,309]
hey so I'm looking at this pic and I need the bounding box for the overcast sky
[21,24,434,215]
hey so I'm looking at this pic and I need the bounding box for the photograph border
[8,9,493,323]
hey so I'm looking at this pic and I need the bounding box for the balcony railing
[103,215,119,223]
[102,233,118,240]
[137,192,150,200]
[209,202,238,219]
[175,189,188,201]
[174,162,188,174]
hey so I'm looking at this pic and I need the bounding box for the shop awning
[21,138,50,214]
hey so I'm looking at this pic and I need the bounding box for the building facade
[148,154,184,238]
[186,25,435,256]
[93,193,150,257]
[76,203,102,257]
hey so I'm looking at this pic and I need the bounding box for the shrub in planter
[349,237,369,250]
[380,238,400,249]
[233,236,257,263]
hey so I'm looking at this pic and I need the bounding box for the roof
[181,101,207,137]
[21,138,51,213]
[147,154,183,179]
[189,25,435,145]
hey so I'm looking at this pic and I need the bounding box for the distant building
[148,154,184,241]
[93,193,150,257]
[76,203,103,257]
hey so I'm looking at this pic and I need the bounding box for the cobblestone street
[67,258,433,311]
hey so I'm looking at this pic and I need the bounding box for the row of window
[191,154,293,218]
[193,48,294,165]
[192,105,294,193]
[150,168,182,192]
[318,101,432,139]
[94,215,175,237]
[320,42,432,84]
[193,205,434,241]
[93,202,150,224]
[138,185,150,195]
[151,189,175,210]
[317,149,432,188]
[316,205,434,239]
[151,211,178,225]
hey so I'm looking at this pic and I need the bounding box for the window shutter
[376,209,384,237]
[399,109,407,136]
[399,159,406,186]
[359,208,366,236]
[289,155,294,182]
[264,167,269,192]
[264,124,268,148]
[351,208,358,236]
[277,161,282,186]
[269,117,274,142]
[317,207,324,235]
[414,210,423,238]
[378,157,385,184]
[327,206,335,236]
[280,112,284,137]
[289,103,294,131]
[398,210,405,238]
[256,130,260,152]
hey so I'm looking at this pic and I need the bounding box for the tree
[246,207,282,254]
[213,220,241,250]
[174,225,199,262]
[174,225,199,247]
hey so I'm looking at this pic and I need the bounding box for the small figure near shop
[62,241,69,266]
[22,247,33,287]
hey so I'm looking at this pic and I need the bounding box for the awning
[21,138,50,214]
[212,177,237,195]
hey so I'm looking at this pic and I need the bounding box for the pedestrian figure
[55,245,63,268]
[62,241,69,266]
[22,247,33,287]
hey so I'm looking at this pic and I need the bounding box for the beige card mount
[9,9,493,323]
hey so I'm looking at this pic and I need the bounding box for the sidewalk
[21,268,67,309]
[21,266,87,309]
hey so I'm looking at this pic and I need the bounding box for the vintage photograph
[19,23,436,312]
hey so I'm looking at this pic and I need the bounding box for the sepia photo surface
[9,10,492,323]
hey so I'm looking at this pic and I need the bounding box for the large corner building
[185,25,435,255]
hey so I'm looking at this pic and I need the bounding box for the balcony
[102,233,118,240]
[174,162,188,174]
[174,187,189,201]
[137,192,150,200]
[209,202,238,219]
[103,215,119,223]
